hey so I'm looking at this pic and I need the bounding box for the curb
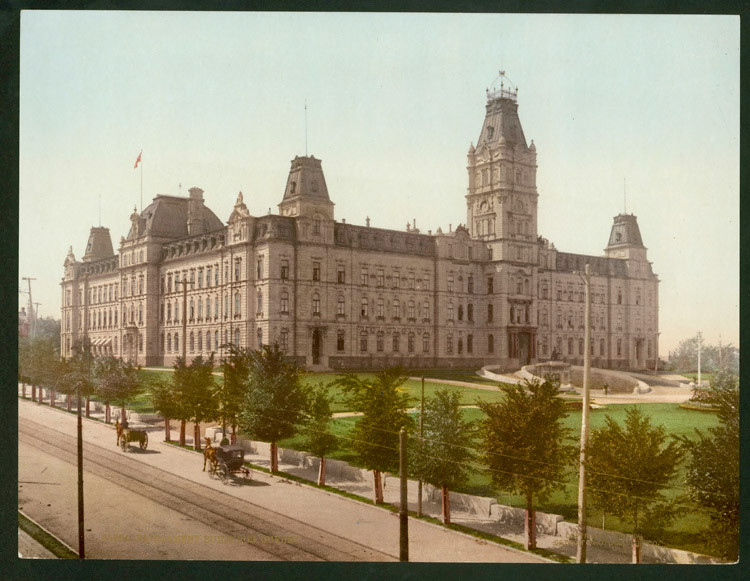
[18,510,79,558]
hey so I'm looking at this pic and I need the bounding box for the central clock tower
[466,73,538,265]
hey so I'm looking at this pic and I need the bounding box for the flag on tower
[134,151,142,169]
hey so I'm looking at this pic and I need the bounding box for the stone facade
[61,82,659,371]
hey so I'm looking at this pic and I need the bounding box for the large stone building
[61,80,659,371]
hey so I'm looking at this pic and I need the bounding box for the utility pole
[175,279,188,361]
[399,427,409,562]
[76,378,85,558]
[417,376,425,517]
[22,277,36,338]
[33,303,42,337]
[695,332,703,387]
[576,264,592,563]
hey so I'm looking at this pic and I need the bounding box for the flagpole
[140,155,143,212]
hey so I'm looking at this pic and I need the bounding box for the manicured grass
[283,401,722,556]
[18,512,78,559]
[300,372,510,413]
[680,372,715,384]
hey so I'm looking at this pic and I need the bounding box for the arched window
[422,300,429,320]
[458,304,464,321]
[393,299,400,318]
[408,300,415,320]
[423,333,430,353]
[488,334,494,353]
[336,295,344,316]
[224,294,228,316]
[337,330,345,351]
[197,332,203,351]
[280,328,289,351]
[447,302,454,321]
[139,334,143,352]
[617,339,622,356]
[376,331,384,352]
[255,327,261,348]
[138,304,143,324]
[175,301,179,321]
[234,292,241,315]
[281,291,290,313]
[579,338,584,355]
[198,298,203,319]
[617,290,623,305]
[206,331,211,351]
[467,334,473,354]
[568,338,574,354]
[313,293,320,315]
[446,334,453,354]
[174,333,179,352]
[223,329,228,346]
[114,336,118,353]
[377,298,385,318]
[408,333,415,353]
[524,279,530,295]
[236,328,241,346]
[189,300,195,320]
[215,331,219,350]
[457,338,463,354]
[360,297,369,318]
[160,332,164,352]
[206,297,211,318]
[167,302,172,321]
[467,303,473,322]
[600,338,605,356]
[359,330,368,352]
[392,332,400,352]
[257,291,263,314]
[189,332,195,352]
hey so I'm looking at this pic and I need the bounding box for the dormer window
[486,126,494,140]
[290,181,296,194]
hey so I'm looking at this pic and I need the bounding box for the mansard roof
[127,194,223,241]
[555,252,629,278]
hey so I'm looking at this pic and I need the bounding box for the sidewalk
[18,393,546,563]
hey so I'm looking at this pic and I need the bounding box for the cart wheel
[140,433,148,450]
[220,462,230,484]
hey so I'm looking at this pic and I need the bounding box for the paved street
[18,398,547,563]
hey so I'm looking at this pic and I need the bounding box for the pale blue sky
[19,12,739,354]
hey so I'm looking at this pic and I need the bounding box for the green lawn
[279,401,721,556]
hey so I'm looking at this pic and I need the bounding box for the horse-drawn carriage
[115,418,148,451]
[203,438,251,484]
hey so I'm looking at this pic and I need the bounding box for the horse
[203,437,218,471]
[115,419,122,446]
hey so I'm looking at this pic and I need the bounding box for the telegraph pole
[417,376,425,517]
[76,378,85,558]
[22,277,36,338]
[576,264,592,563]
[399,427,409,562]
[33,303,42,337]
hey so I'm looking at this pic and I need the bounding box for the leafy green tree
[150,377,180,443]
[587,406,683,563]
[239,344,308,473]
[302,384,338,486]
[410,388,475,524]
[94,356,143,424]
[681,372,739,560]
[478,378,574,550]
[58,350,96,414]
[181,355,219,451]
[21,338,59,405]
[336,367,413,504]
[220,344,253,443]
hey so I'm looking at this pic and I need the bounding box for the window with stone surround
[281,291,289,314]
[423,332,430,353]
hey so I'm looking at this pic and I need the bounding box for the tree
[20,337,59,405]
[586,407,683,563]
[302,384,338,486]
[669,333,739,374]
[238,344,308,473]
[150,377,180,443]
[478,378,574,550]
[94,357,143,424]
[58,350,96,414]
[681,371,739,560]
[180,355,219,451]
[410,388,475,524]
[220,344,253,443]
[336,367,413,504]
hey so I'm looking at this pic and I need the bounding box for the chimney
[366,216,370,227]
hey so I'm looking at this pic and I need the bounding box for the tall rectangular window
[360,267,368,286]
[337,266,345,284]
[377,269,384,287]
[487,276,493,294]
[256,257,263,280]
[313,262,321,281]
[281,260,289,280]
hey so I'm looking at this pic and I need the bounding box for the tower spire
[305,100,308,156]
